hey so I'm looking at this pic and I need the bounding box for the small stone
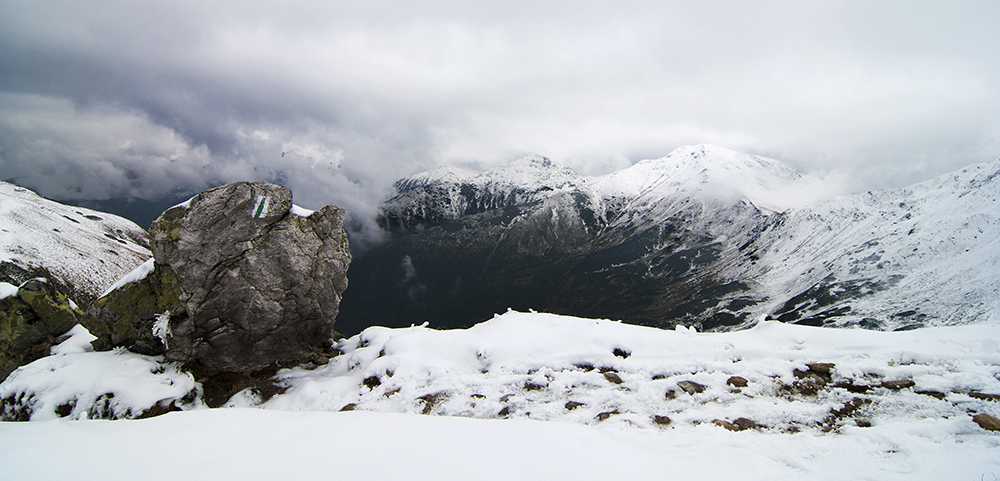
[664,390,677,400]
[677,381,706,395]
[880,379,915,390]
[805,363,835,375]
[603,372,624,384]
[652,415,672,426]
[524,381,546,391]
[855,419,873,428]
[733,417,757,430]
[596,409,619,422]
[793,369,827,385]
[834,380,872,393]
[497,406,512,417]
[726,376,749,388]
[612,347,631,359]
[500,394,514,402]
[792,378,825,396]
[340,403,357,411]
[969,392,1000,402]
[565,401,585,411]
[713,419,740,431]
[362,375,381,389]
[916,390,946,400]
[972,413,1000,432]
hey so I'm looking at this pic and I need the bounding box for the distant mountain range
[337,144,1000,334]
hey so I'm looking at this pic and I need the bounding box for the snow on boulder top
[100,258,155,298]
[0,181,151,307]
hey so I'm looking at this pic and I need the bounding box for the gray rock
[149,181,351,376]
[677,380,707,395]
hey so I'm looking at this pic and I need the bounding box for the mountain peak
[596,144,824,213]
[471,154,582,192]
[394,165,478,192]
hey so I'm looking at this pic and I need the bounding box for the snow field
[1,310,999,480]
[264,311,1000,433]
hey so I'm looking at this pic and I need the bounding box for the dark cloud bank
[2,1,999,247]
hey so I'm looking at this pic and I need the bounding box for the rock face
[142,181,351,376]
[0,279,92,381]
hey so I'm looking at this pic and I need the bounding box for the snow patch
[289,204,314,217]
[1,181,151,300]
[170,195,196,210]
[0,282,17,300]
[0,325,200,421]
[49,324,96,355]
[101,258,155,297]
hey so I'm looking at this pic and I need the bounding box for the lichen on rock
[86,262,184,356]
[0,279,93,381]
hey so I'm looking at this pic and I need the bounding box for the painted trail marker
[252,196,269,219]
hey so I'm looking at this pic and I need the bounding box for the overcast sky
[1,1,998,241]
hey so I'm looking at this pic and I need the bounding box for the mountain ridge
[339,146,999,334]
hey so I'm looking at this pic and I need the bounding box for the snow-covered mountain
[749,161,1000,330]
[0,181,151,307]
[339,145,1000,334]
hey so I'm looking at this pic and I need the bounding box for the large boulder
[0,279,92,381]
[147,181,351,376]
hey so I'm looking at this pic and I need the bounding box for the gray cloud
[1,0,998,241]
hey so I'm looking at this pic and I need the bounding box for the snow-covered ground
[2,311,999,480]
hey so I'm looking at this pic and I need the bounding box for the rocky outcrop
[146,181,351,376]
[0,279,92,381]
